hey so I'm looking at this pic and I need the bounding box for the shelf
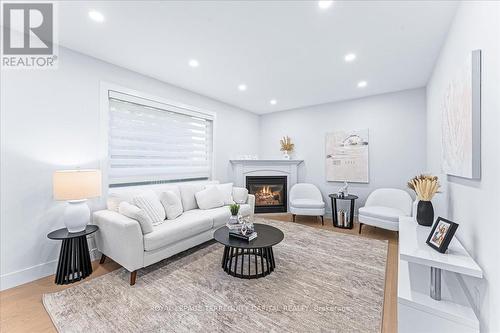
[398,260,479,331]
[399,217,483,278]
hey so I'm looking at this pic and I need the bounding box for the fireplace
[246,176,287,213]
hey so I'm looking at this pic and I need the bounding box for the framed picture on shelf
[426,217,459,253]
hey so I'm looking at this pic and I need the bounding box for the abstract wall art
[326,129,369,183]
[441,49,481,179]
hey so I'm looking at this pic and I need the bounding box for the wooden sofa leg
[130,271,137,286]
[292,214,296,222]
[359,223,363,234]
[321,215,324,226]
[99,254,107,264]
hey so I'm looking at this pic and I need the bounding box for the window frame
[99,82,216,192]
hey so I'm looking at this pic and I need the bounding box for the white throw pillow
[159,191,183,220]
[179,183,205,211]
[118,202,154,234]
[232,187,249,204]
[195,186,224,210]
[206,183,234,205]
[132,190,166,225]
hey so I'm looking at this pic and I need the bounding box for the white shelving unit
[398,217,483,333]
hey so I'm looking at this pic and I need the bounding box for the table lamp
[53,169,102,232]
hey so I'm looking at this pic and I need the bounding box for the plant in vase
[228,203,240,224]
[280,136,294,160]
[408,174,440,226]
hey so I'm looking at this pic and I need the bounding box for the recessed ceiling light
[357,81,367,88]
[270,99,277,105]
[344,53,356,62]
[318,1,333,9]
[238,84,247,91]
[88,10,105,22]
[188,59,199,68]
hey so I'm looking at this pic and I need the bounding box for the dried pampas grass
[408,174,440,201]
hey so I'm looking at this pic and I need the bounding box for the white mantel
[229,160,304,195]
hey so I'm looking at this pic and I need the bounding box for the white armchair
[289,183,326,225]
[358,188,412,233]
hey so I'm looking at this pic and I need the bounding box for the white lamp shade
[53,169,102,201]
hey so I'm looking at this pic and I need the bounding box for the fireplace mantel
[230,160,304,212]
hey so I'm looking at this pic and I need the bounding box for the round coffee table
[214,223,284,279]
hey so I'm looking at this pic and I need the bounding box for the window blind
[108,91,213,187]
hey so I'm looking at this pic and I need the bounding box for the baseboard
[0,246,99,291]
[0,259,58,291]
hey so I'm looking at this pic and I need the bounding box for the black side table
[47,225,98,285]
[328,194,358,229]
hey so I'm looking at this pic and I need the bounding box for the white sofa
[93,181,255,285]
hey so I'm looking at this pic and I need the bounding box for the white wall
[0,47,259,290]
[258,88,427,211]
[426,2,500,331]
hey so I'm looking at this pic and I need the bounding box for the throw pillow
[159,191,183,220]
[118,202,154,234]
[132,190,166,225]
[195,186,224,210]
[232,187,249,204]
[179,183,205,211]
[205,183,234,205]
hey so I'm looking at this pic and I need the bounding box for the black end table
[214,224,284,279]
[47,225,98,285]
[329,194,358,229]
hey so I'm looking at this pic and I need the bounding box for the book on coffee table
[229,231,257,241]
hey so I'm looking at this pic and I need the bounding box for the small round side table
[47,225,98,285]
[328,194,358,229]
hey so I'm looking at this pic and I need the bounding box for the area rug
[43,218,388,332]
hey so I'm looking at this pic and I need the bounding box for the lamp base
[64,200,90,233]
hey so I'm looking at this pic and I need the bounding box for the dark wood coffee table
[214,223,284,279]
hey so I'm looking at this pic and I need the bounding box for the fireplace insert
[246,176,287,213]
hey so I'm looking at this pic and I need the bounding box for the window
[107,91,214,187]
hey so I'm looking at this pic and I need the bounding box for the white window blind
[108,91,213,187]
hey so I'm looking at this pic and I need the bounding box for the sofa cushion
[132,190,166,225]
[201,206,232,228]
[143,210,213,251]
[232,187,248,204]
[179,183,205,211]
[159,191,183,220]
[195,187,224,210]
[118,202,154,234]
[358,206,406,222]
[205,183,234,205]
[290,199,325,209]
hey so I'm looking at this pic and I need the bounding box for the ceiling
[57,1,458,114]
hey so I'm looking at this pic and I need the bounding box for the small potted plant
[228,203,240,224]
[408,174,440,226]
[280,136,295,160]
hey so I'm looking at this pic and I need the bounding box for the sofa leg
[292,214,296,222]
[130,271,137,286]
[359,223,363,234]
[321,215,324,226]
[99,254,107,264]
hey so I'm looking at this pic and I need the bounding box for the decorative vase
[416,200,434,226]
[228,215,239,225]
[283,151,291,160]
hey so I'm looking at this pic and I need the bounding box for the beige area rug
[43,219,388,332]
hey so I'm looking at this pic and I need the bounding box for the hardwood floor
[0,214,398,333]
